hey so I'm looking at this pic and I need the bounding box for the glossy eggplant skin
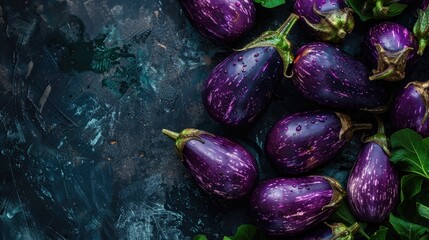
[347,142,399,223]
[163,129,258,200]
[179,0,255,44]
[249,176,345,236]
[203,47,283,127]
[265,111,350,175]
[294,0,354,43]
[292,42,390,111]
[391,81,429,137]
[366,22,418,81]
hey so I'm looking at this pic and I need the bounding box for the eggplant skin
[203,47,283,127]
[249,176,343,236]
[347,142,399,223]
[179,0,255,44]
[183,133,258,200]
[292,42,390,110]
[265,111,347,175]
[391,84,429,138]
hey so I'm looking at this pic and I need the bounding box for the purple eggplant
[265,111,372,175]
[294,0,354,43]
[292,42,390,111]
[162,128,258,200]
[413,0,429,55]
[366,22,418,81]
[203,14,299,127]
[292,222,359,240]
[179,0,256,44]
[347,118,399,223]
[249,176,345,236]
[391,80,429,137]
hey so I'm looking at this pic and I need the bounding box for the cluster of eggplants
[347,119,399,223]
[162,128,258,200]
[249,176,346,236]
[179,0,256,44]
[413,0,429,55]
[294,0,354,43]
[292,42,390,111]
[391,80,429,137]
[265,110,372,175]
[365,22,418,81]
[292,222,359,240]
[203,14,299,127]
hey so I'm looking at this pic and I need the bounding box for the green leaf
[390,129,429,180]
[369,226,388,240]
[418,203,429,220]
[194,235,209,240]
[227,224,266,240]
[253,0,285,8]
[330,202,370,239]
[389,214,429,239]
[345,0,373,21]
[400,174,424,202]
[384,3,408,18]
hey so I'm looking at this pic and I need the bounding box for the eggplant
[365,22,418,81]
[347,118,399,223]
[292,42,390,111]
[203,14,299,127]
[162,128,258,200]
[413,0,429,55]
[265,110,372,175]
[292,222,359,240]
[249,176,345,236]
[179,0,256,44]
[294,0,354,43]
[391,80,429,137]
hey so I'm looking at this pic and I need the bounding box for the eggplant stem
[351,123,373,132]
[375,115,385,135]
[348,222,360,235]
[374,0,388,17]
[369,67,395,81]
[277,14,300,37]
[418,39,428,56]
[162,129,180,141]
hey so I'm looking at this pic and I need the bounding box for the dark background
[0,0,428,239]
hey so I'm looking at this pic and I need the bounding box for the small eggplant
[391,80,429,137]
[347,118,399,223]
[203,14,299,127]
[292,42,390,111]
[265,110,372,175]
[162,128,258,200]
[294,0,354,43]
[292,222,360,240]
[366,22,418,81]
[179,0,256,44]
[249,176,345,236]
[413,0,429,55]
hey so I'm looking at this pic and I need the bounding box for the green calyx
[371,0,408,19]
[407,80,429,125]
[369,44,413,82]
[321,176,346,211]
[236,13,299,77]
[413,8,429,55]
[363,116,391,156]
[327,222,360,240]
[162,128,207,160]
[303,5,355,43]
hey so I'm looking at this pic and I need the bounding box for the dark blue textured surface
[0,0,428,239]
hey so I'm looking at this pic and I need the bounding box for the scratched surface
[0,1,428,239]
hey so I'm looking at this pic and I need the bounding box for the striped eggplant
[294,0,354,43]
[391,80,429,137]
[203,14,299,127]
[347,119,399,223]
[292,222,359,240]
[249,176,345,236]
[413,0,429,55]
[366,22,418,81]
[179,0,256,44]
[162,128,258,200]
[265,110,372,175]
[292,42,390,111]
